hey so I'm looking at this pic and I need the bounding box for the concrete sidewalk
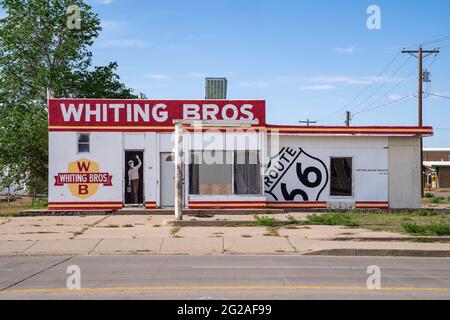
[1,214,450,256]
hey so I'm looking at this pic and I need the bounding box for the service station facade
[48,98,433,211]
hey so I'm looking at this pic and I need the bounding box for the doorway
[160,153,175,207]
[124,151,144,206]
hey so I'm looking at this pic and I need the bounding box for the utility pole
[345,111,352,127]
[402,46,439,197]
[299,119,317,126]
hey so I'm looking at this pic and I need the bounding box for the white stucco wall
[48,131,421,209]
[388,137,421,209]
[49,132,123,204]
[265,135,389,205]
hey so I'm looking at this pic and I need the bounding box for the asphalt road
[1,255,450,300]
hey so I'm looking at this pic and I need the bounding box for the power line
[404,34,450,48]
[348,64,417,116]
[429,93,450,99]
[348,56,413,114]
[353,94,414,117]
[318,52,402,122]
[352,49,439,118]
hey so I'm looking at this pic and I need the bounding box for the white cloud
[100,20,123,32]
[98,0,113,4]
[308,75,404,85]
[145,74,170,80]
[333,47,355,54]
[389,94,404,101]
[188,72,207,78]
[299,85,335,91]
[238,81,271,87]
[98,39,148,48]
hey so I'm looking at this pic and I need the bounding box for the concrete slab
[24,239,101,255]
[0,232,73,241]
[224,236,294,254]
[161,237,223,254]
[77,227,137,239]
[96,215,152,227]
[177,227,267,238]
[3,216,102,227]
[0,240,36,254]
[93,238,164,254]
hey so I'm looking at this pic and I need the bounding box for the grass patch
[424,193,434,198]
[105,224,119,228]
[431,197,445,204]
[153,224,161,228]
[402,223,450,236]
[170,226,181,237]
[241,234,252,238]
[122,224,134,228]
[287,215,301,224]
[263,227,280,237]
[254,215,278,227]
[306,213,359,227]
[0,196,47,216]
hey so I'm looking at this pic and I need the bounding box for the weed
[263,227,280,237]
[153,224,161,228]
[287,215,301,224]
[306,213,359,227]
[241,234,252,238]
[424,193,434,198]
[170,226,181,237]
[431,197,445,204]
[122,224,134,228]
[402,223,450,236]
[254,215,278,227]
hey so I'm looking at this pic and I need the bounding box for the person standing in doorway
[128,155,142,204]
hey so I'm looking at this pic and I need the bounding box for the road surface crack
[0,256,74,292]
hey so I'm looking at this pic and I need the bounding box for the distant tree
[0,0,137,199]
[0,0,136,104]
[0,105,48,201]
[70,62,136,99]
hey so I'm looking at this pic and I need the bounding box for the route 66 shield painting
[264,147,329,202]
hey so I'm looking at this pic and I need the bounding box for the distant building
[423,148,450,189]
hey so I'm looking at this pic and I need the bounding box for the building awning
[424,161,450,169]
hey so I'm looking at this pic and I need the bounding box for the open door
[124,151,144,206]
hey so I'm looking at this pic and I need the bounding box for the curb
[304,248,450,257]
[325,236,450,243]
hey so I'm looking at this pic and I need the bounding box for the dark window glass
[330,158,352,196]
[234,151,261,195]
[78,133,90,153]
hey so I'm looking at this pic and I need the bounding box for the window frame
[77,133,90,154]
[329,156,354,198]
[188,150,262,196]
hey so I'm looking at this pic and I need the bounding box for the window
[234,151,261,195]
[77,133,90,153]
[189,150,262,195]
[189,151,233,195]
[330,157,352,197]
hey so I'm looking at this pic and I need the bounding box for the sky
[3,0,450,147]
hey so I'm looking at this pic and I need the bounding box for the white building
[48,98,433,211]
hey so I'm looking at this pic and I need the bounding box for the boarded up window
[330,157,352,197]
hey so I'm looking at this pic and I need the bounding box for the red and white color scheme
[48,98,433,211]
